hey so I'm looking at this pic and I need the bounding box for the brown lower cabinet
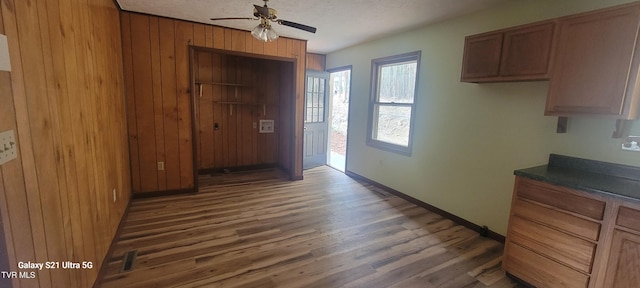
[602,204,640,287]
[503,177,640,287]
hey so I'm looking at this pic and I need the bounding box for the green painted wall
[326,0,640,235]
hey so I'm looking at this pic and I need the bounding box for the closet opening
[190,47,297,189]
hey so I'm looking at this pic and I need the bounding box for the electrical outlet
[0,130,17,165]
[157,161,165,171]
[622,136,640,152]
[113,189,117,203]
[259,120,274,133]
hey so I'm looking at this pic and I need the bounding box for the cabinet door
[500,22,554,78]
[546,4,640,118]
[603,230,640,287]
[460,33,503,81]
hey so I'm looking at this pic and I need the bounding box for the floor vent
[121,250,138,272]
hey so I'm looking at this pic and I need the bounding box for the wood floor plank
[99,167,518,287]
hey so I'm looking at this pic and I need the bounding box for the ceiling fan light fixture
[251,20,278,42]
[266,27,278,42]
[211,0,316,41]
[251,24,267,42]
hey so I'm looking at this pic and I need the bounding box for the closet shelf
[196,82,250,87]
[212,102,272,116]
[213,102,275,105]
[196,82,251,99]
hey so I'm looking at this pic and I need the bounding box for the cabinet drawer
[504,242,589,288]
[508,215,596,273]
[516,177,605,220]
[513,198,600,241]
[617,206,640,232]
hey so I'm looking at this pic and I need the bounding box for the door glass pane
[305,75,327,123]
[306,108,312,123]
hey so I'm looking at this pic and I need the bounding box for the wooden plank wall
[306,53,326,71]
[121,12,307,194]
[0,0,131,287]
[195,51,292,170]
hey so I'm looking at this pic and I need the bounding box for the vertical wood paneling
[239,58,252,166]
[211,53,227,167]
[266,37,281,56]
[0,9,36,285]
[0,67,24,288]
[174,21,194,188]
[121,13,140,193]
[130,14,158,192]
[150,17,167,191]
[61,0,99,283]
[41,1,86,283]
[306,53,326,71]
[0,0,131,287]
[0,0,51,285]
[14,0,70,286]
[38,0,83,283]
[227,56,239,166]
[279,61,294,172]
[198,52,214,169]
[193,23,205,47]
[232,29,245,52]
[194,52,287,170]
[158,18,181,191]
[75,0,105,263]
[205,25,214,48]
[220,55,230,167]
[122,13,307,193]
[213,26,225,49]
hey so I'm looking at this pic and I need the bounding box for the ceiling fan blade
[277,20,317,33]
[210,17,256,21]
[253,4,270,18]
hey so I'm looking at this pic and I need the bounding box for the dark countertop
[514,154,640,200]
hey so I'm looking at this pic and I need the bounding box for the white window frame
[367,51,421,156]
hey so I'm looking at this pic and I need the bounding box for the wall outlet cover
[622,136,640,152]
[0,130,17,165]
[259,120,274,133]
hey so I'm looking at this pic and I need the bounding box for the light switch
[0,130,17,165]
[0,34,11,72]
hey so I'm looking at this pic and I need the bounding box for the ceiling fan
[210,0,317,42]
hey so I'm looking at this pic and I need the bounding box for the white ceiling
[116,0,510,54]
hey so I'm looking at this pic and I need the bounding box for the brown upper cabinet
[461,21,555,82]
[546,3,640,119]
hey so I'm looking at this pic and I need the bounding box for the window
[367,51,421,155]
[305,75,326,124]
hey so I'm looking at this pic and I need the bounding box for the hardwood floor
[99,167,519,287]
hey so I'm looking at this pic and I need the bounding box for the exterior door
[303,71,329,169]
